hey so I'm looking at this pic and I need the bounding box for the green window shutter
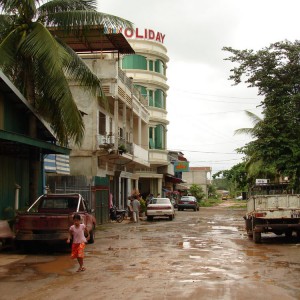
[155,59,164,74]
[154,89,164,108]
[155,125,164,149]
[149,128,154,148]
[149,60,153,71]
[122,55,147,70]
[148,90,154,106]
[135,85,147,98]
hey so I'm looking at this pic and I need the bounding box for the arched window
[122,55,147,70]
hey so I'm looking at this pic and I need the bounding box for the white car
[146,197,175,221]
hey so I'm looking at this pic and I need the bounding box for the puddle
[179,279,202,283]
[34,255,74,275]
[183,241,191,249]
[212,226,238,232]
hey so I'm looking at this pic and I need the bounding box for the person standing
[132,195,141,223]
[67,214,89,272]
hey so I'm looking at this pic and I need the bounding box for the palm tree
[234,110,262,137]
[0,0,133,201]
[0,0,132,145]
[234,110,277,182]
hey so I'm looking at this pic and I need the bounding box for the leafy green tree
[207,184,218,199]
[189,184,206,201]
[213,162,248,196]
[0,0,132,201]
[223,41,300,190]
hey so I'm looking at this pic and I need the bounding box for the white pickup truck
[244,183,300,243]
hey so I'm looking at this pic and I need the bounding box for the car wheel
[193,207,196,211]
[117,214,124,223]
[147,216,153,221]
[169,215,173,221]
[88,227,95,244]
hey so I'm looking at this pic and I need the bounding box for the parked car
[15,193,96,246]
[170,198,178,208]
[146,198,175,221]
[178,196,199,211]
[235,195,243,200]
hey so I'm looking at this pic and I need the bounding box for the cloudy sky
[100,0,300,175]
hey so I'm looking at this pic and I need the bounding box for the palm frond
[0,14,15,40]
[0,0,37,15]
[38,0,97,15]
[19,22,84,145]
[244,110,262,126]
[43,11,133,31]
[0,26,21,69]
[20,22,68,78]
[234,128,256,136]
[56,38,103,97]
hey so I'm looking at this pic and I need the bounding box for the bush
[139,198,146,213]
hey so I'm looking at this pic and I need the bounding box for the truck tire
[247,230,253,238]
[285,230,292,238]
[253,231,261,243]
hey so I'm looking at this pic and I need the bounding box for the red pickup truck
[14,193,96,246]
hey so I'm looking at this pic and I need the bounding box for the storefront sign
[104,27,165,44]
[174,161,189,172]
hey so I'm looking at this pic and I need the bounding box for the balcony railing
[118,67,148,107]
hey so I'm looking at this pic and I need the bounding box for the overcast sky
[100,0,300,175]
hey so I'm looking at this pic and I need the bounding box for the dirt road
[0,204,300,300]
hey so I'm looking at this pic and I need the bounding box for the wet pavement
[0,205,300,300]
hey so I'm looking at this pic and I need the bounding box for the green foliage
[189,184,205,201]
[200,198,222,207]
[0,0,132,146]
[223,41,300,191]
[139,198,146,213]
[207,184,218,198]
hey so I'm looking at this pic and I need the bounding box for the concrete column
[138,113,142,146]
[122,102,126,141]
[157,178,163,196]
[114,98,119,147]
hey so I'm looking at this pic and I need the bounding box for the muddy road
[0,205,300,300]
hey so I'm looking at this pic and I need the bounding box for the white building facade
[120,27,170,197]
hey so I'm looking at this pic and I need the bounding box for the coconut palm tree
[234,110,262,137]
[0,0,133,201]
[235,110,277,182]
[0,0,132,145]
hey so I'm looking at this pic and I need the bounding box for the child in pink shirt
[67,214,90,272]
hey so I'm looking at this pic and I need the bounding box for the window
[149,60,154,71]
[98,111,106,135]
[149,128,154,149]
[148,90,154,106]
[135,85,147,98]
[154,89,165,109]
[155,125,165,149]
[122,54,147,70]
[155,59,165,74]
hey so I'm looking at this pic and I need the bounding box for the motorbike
[110,206,126,223]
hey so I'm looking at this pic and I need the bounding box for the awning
[176,184,189,190]
[48,27,135,54]
[0,130,71,155]
[165,174,183,184]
